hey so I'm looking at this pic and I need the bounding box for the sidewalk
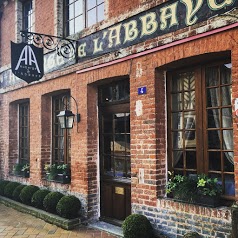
[0,203,121,238]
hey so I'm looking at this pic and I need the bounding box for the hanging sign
[77,0,237,62]
[11,41,44,83]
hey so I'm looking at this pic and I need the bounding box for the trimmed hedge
[31,189,50,209]
[12,184,27,202]
[56,195,81,219]
[0,180,10,196]
[43,192,64,214]
[122,214,154,238]
[4,182,21,198]
[20,185,39,205]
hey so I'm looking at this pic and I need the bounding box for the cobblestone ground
[0,204,120,238]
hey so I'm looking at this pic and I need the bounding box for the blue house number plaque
[138,86,147,95]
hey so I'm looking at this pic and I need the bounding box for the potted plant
[55,164,71,184]
[166,172,222,207]
[21,164,30,178]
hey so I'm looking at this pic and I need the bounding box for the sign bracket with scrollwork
[20,31,77,59]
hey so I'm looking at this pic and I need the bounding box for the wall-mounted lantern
[57,95,80,132]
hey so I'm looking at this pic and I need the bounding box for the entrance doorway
[98,79,131,223]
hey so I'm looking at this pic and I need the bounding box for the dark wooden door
[98,80,131,222]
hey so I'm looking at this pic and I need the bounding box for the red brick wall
[0,1,15,66]
[35,1,54,35]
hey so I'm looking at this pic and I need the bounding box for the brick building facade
[0,0,238,237]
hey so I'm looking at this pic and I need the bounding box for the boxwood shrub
[12,184,27,202]
[20,185,39,205]
[122,214,154,238]
[31,189,50,209]
[0,180,10,196]
[4,182,21,198]
[43,191,64,214]
[56,195,81,219]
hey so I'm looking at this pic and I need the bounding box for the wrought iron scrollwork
[20,31,77,59]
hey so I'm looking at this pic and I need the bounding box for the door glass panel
[115,157,125,177]
[103,155,113,176]
[115,114,125,133]
[103,135,113,154]
[114,135,126,155]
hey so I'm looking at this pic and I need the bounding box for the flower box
[166,173,222,207]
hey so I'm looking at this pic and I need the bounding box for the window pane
[206,67,219,87]
[87,0,96,9]
[98,0,104,4]
[207,88,219,107]
[172,112,182,130]
[69,4,74,19]
[208,151,221,171]
[173,151,183,168]
[186,151,196,169]
[225,174,235,196]
[208,130,221,149]
[172,132,182,149]
[75,15,84,32]
[224,152,234,172]
[221,86,231,106]
[103,117,113,133]
[207,109,220,128]
[75,0,83,15]
[184,91,195,110]
[69,20,75,35]
[87,8,97,27]
[222,108,232,128]
[221,64,231,84]
[97,3,104,22]
[172,93,182,111]
[222,130,233,150]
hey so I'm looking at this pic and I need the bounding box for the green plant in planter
[183,232,200,237]
[122,214,154,238]
[13,163,23,175]
[57,164,70,175]
[166,172,222,206]
[21,164,30,177]
[44,164,58,180]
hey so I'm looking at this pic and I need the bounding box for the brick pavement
[0,204,120,238]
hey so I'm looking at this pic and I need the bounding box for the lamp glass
[57,110,75,129]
